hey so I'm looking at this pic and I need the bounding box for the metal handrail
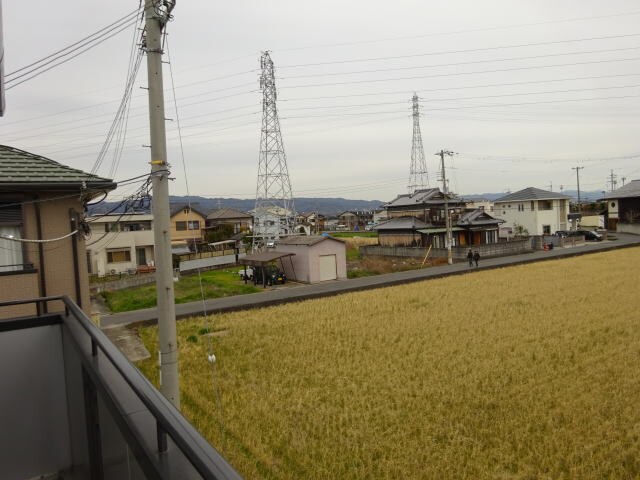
[1,295,241,480]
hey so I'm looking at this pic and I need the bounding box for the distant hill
[89,196,385,217]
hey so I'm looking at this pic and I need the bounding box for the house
[465,198,495,216]
[86,212,155,276]
[376,209,503,248]
[169,203,208,248]
[275,235,347,283]
[0,145,116,317]
[337,210,374,230]
[604,179,640,234]
[295,211,326,233]
[377,217,429,247]
[206,207,252,233]
[383,188,466,225]
[493,187,571,237]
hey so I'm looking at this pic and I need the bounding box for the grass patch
[101,269,261,312]
[137,247,640,479]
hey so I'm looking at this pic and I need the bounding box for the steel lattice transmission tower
[253,51,296,250]
[408,93,429,194]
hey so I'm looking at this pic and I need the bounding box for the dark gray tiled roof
[0,144,115,190]
[457,209,504,226]
[494,187,570,203]
[376,216,429,230]
[604,179,640,199]
[384,188,442,208]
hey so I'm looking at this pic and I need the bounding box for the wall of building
[1,193,91,318]
[495,199,568,236]
[276,240,346,283]
[361,238,533,259]
[87,228,155,276]
[170,209,205,243]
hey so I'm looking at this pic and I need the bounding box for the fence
[360,238,533,260]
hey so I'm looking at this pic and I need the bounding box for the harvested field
[137,247,640,479]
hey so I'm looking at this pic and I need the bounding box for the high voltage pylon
[253,51,296,251]
[408,93,429,194]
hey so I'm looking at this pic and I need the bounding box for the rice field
[137,247,640,479]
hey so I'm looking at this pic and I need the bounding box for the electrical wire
[1,230,78,243]
[166,36,227,448]
[6,17,140,90]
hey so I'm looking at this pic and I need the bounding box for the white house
[86,213,155,275]
[494,187,571,236]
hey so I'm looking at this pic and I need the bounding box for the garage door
[318,254,337,281]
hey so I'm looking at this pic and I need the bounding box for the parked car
[577,229,603,241]
[554,230,569,238]
[238,267,254,280]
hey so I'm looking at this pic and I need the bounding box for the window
[105,222,119,233]
[107,249,131,263]
[542,225,551,234]
[539,200,552,211]
[530,201,535,211]
[0,203,27,273]
[518,204,524,212]
[176,220,199,231]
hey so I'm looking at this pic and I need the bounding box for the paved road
[100,233,640,327]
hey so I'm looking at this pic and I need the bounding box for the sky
[1,1,639,202]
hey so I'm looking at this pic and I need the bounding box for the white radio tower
[408,93,429,194]
[253,51,296,250]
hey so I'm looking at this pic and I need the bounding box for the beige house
[86,213,155,275]
[275,235,347,283]
[169,203,207,246]
[0,145,115,318]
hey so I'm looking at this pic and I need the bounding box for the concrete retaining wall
[360,238,533,260]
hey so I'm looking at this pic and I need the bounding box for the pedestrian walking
[473,250,480,268]
[467,249,473,267]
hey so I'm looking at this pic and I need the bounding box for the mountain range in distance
[89,190,607,217]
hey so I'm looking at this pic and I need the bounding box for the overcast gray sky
[2,1,639,202]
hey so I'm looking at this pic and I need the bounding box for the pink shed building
[275,235,347,283]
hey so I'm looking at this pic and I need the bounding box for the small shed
[275,235,347,283]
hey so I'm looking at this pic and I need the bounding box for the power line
[6,17,141,90]
[279,46,640,80]
[279,56,640,89]
[279,32,640,68]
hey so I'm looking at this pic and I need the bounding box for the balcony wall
[0,297,242,480]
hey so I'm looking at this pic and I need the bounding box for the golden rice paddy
[137,246,640,479]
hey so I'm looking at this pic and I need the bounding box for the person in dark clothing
[473,250,480,267]
[467,249,473,267]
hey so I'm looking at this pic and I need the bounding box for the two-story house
[0,145,115,317]
[86,212,155,275]
[169,203,208,249]
[494,187,571,237]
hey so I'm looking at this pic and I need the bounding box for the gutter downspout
[34,198,48,313]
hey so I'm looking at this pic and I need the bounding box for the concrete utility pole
[608,169,617,191]
[144,0,179,409]
[436,150,455,265]
[572,166,584,212]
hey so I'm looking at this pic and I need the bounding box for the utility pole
[622,176,626,187]
[436,150,455,265]
[572,166,584,213]
[608,169,617,191]
[548,181,553,192]
[408,94,429,194]
[144,0,179,409]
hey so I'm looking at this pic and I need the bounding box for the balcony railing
[0,296,241,480]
